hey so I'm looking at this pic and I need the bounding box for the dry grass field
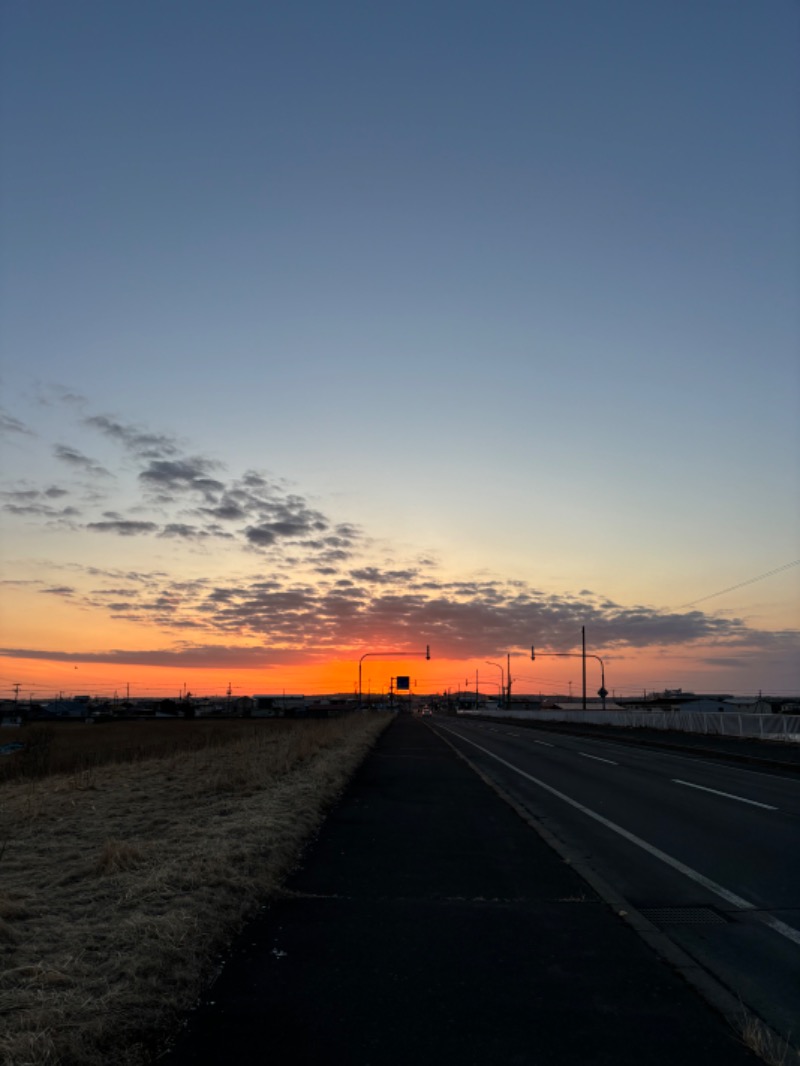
[0,714,389,1066]
[0,717,317,783]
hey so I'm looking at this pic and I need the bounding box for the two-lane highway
[430,716,800,1042]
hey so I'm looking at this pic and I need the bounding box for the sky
[1,1,798,701]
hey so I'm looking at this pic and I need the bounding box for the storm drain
[640,906,730,926]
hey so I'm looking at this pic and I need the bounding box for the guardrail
[459,707,800,742]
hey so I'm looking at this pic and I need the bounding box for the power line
[679,559,800,609]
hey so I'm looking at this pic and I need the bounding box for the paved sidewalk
[162,716,758,1065]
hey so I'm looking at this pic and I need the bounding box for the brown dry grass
[739,1010,799,1066]
[0,718,315,783]
[0,713,390,1066]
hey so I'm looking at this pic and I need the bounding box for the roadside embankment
[0,713,389,1066]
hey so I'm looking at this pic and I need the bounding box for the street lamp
[484,661,504,705]
[358,645,430,706]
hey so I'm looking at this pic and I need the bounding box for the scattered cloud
[700,657,748,668]
[22,560,793,666]
[53,444,110,477]
[0,411,34,436]
[139,457,225,500]
[2,396,798,678]
[0,644,309,668]
[83,414,180,459]
[87,520,159,536]
[350,567,419,584]
[1,486,81,521]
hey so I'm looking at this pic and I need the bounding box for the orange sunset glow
[3,641,793,705]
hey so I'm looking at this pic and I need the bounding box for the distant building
[45,695,92,718]
[252,695,307,717]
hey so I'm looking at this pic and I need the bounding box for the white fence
[462,707,800,743]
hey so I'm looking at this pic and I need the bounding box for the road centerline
[672,778,778,810]
[578,752,618,765]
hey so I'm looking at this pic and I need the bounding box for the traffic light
[531,646,536,660]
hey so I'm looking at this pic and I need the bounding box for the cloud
[350,567,419,584]
[1,486,81,520]
[10,404,364,562]
[53,444,110,477]
[0,411,34,436]
[35,384,87,408]
[200,499,248,521]
[138,458,225,501]
[90,587,142,597]
[3,548,799,676]
[4,395,798,681]
[87,520,159,536]
[83,414,180,459]
[0,644,310,668]
[3,503,79,518]
[159,523,233,541]
[47,556,795,665]
[245,516,326,546]
[700,657,748,668]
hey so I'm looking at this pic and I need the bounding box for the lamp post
[484,661,505,705]
[358,645,430,707]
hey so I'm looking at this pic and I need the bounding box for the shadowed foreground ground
[162,716,764,1066]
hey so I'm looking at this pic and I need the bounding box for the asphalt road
[431,716,800,1043]
[162,715,764,1065]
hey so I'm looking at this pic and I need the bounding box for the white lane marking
[439,725,800,949]
[533,740,554,747]
[673,779,778,811]
[531,733,798,784]
[579,752,618,765]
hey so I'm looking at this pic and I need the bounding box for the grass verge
[739,1010,799,1066]
[0,714,389,1066]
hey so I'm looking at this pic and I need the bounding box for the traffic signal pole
[530,632,607,710]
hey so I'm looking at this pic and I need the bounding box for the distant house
[252,695,307,717]
[722,697,774,715]
[46,696,92,719]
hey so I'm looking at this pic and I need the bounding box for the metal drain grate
[640,906,730,926]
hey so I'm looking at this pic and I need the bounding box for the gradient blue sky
[1,1,798,696]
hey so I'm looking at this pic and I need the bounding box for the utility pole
[507,652,512,708]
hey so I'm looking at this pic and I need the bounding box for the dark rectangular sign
[396,676,410,691]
